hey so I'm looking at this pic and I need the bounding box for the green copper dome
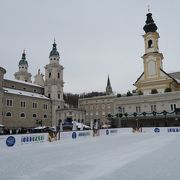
[19,51,28,66]
[49,41,59,57]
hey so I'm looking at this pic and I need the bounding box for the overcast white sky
[1,0,180,94]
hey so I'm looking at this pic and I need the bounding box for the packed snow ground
[0,133,180,180]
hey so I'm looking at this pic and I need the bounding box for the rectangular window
[43,104,48,110]
[151,105,156,112]
[170,104,177,111]
[32,102,38,109]
[6,99,13,107]
[154,105,156,111]
[136,106,141,113]
[20,101,26,108]
[58,94,60,99]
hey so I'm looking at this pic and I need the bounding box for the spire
[49,39,59,57]
[53,39,57,50]
[143,10,157,33]
[107,75,111,87]
[19,49,28,65]
[22,49,26,60]
[106,75,113,95]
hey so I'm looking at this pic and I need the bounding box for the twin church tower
[14,41,64,125]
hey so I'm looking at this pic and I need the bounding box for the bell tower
[134,10,175,95]
[142,12,164,80]
[44,40,64,126]
[14,50,32,82]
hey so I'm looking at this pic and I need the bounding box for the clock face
[147,60,157,76]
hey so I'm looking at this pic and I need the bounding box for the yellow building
[134,12,180,94]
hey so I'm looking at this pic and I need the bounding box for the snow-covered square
[0,133,180,180]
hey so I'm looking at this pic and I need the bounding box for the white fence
[0,133,49,149]
[141,127,180,133]
[1,127,180,149]
[60,130,93,141]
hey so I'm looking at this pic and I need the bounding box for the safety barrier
[142,127,180,133]
[0,133,49,149]
[60,130,93,141]
[1,127,180,149]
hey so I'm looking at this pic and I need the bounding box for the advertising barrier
[60,130,93,141]
[99,128,132,136]
[1,127,180,150]
[0,133,49,149]
[142,127,180,133]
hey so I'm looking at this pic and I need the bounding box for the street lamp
[136,118,139,128]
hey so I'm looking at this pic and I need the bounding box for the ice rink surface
[0,133,180,180]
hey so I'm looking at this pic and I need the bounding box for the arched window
[6,112,12,117]
[49,72,51,78]
[148,40,153,48]
[33,114,37,118]
[20,113,25,117]
[20,113,25,118]
[58,72,60,79]
[44,114,47,119]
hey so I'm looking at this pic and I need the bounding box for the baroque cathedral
[0,41,85,130]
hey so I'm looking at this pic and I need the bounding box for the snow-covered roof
[168,72,180,83]
[3,88,49,100]
[174,78,180,83]
[5,79,42,88]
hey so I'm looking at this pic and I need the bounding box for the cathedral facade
[0,41,85,131]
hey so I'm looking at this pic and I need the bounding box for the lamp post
[136,118,139,128]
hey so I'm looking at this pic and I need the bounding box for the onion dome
[19,50,28,66]
[143,13,157,33]
[49,40,59,57]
